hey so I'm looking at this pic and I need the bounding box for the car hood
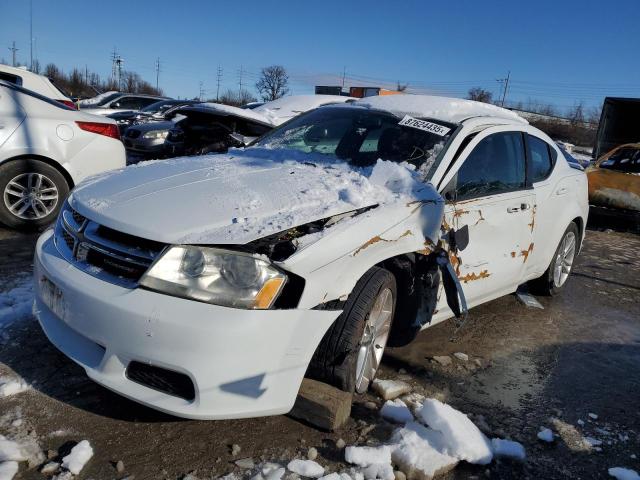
[71,151,439,245]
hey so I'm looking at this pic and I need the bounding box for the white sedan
[33,95,588,419]
[0,81,125,229]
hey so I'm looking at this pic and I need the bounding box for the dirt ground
[0,220,638,480]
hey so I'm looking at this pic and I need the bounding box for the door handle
[507,206,520,213]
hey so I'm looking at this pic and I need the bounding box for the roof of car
[354,94,528,125]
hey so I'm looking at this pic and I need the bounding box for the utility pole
[9,41,18,67]
[155,57,161,91]
[110,47,118,86]
[115,55,124,90]
[341,66,346,90]
[29,0,33,70]
[238,65,244,97]
[497,71,511,107]
[199,81,205,101]
[216,65,222,102]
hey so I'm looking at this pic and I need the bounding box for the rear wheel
[0,159,69,230]
[529,223,579,296]
[308,267,396,393]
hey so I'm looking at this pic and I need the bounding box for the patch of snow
[0,276,33,329]
[391,422,458,480]
[0,437,25,462]
[380,399,414,424]
[537,428,554,442]
[360,463,394,480]
[491,438,526,460]
[61,440,93,474]
[371,379,412,401]
[0,378,28,398]
[254,95,353,126]
[589,413,599,420]
[417,399,493,464]
[585,437,602,447]
[578,419,585,426]
[345,445,392,468]
[0,461,18,480]
[287,459,324,478]
[609,467,640,480]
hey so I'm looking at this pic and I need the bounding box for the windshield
[252,106,456,177]
[141,100,177,114]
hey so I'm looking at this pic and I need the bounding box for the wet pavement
[0,225,638,479]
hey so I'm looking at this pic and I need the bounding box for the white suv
[33,95,588,419]
[0,81,125,229]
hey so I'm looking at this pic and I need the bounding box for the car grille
[126,129,141,139]
[53,203,165,288]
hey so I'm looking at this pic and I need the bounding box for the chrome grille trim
[54,203,165,288]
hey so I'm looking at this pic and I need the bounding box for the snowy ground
[0,227,638,479]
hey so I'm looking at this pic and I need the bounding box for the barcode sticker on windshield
[398,115,451,136]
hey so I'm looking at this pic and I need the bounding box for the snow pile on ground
[380,399,414,424]
[609,467,640,480]
[342,398,523,480]
[0,377,28,398]
[0,437,25,462]
[417,399,493,464]
[0,461,18,480]
[490,438,526,460]
[0,276,33,330]
[537,427,554,442]
[287,459,324,478]
[61,440,93,475]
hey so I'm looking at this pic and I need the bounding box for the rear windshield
[600,147,640,173]
[252,106,457,178]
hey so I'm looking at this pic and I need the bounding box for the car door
[438,129,535,308]
[0,86,27,148]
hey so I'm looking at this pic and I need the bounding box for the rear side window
[528,135,554,182]
[0,72,22,85]
[114,97,159,110]
[444,131,526,201]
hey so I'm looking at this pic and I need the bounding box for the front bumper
[33,230,340,419]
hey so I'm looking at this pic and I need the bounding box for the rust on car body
[459,270,491,283]
[587,143,640,212]
[353,229,413,256]
[520,242,535,263]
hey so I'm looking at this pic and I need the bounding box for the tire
[528,222,579,296]
[308,267,396,393]
[0,159,69,230]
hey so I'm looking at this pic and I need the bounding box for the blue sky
[1,0,639,112]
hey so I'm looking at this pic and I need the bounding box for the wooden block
[288,378,352,431]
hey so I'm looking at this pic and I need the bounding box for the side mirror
[448,224,469,251]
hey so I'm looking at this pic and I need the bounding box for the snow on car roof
[355,94,528,125]
[254,95,354,126]
[184,102,274,126]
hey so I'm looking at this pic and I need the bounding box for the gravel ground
[0,224,638,480]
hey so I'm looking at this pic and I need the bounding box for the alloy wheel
[355,287,394,393]
[3,172,59,220]
[553,231,576,288]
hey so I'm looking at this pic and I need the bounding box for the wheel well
[1,155,74,189]
[377,252,439,347]
[571,216,584,252]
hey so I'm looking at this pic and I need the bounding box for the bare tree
[219,89,258,107]
[467,87,493,103]
[256,65,289,101]
[568,102,585,125]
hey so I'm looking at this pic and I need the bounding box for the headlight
[139,246,287,309]
[142,130,169,139]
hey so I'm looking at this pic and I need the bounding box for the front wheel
[308,267,396,393]
[528,223,579,296]
[0,159,69,230]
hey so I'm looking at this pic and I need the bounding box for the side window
[528,135,554,182]
[444,132,526,201]
[0,72,22,85]
[113,96,151,110]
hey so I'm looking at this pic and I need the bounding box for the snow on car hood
[71,149,442,245]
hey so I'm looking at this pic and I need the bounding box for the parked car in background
[165,95,353,156]
[0,80,125,229]
[0,63,76,109]
[33,95,587,419]
[587,143,640,212]
[108,99,197,135]
[79,93,169,116]
[77,90,120,108]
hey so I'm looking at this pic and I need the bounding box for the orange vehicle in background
[586,143,640,212]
